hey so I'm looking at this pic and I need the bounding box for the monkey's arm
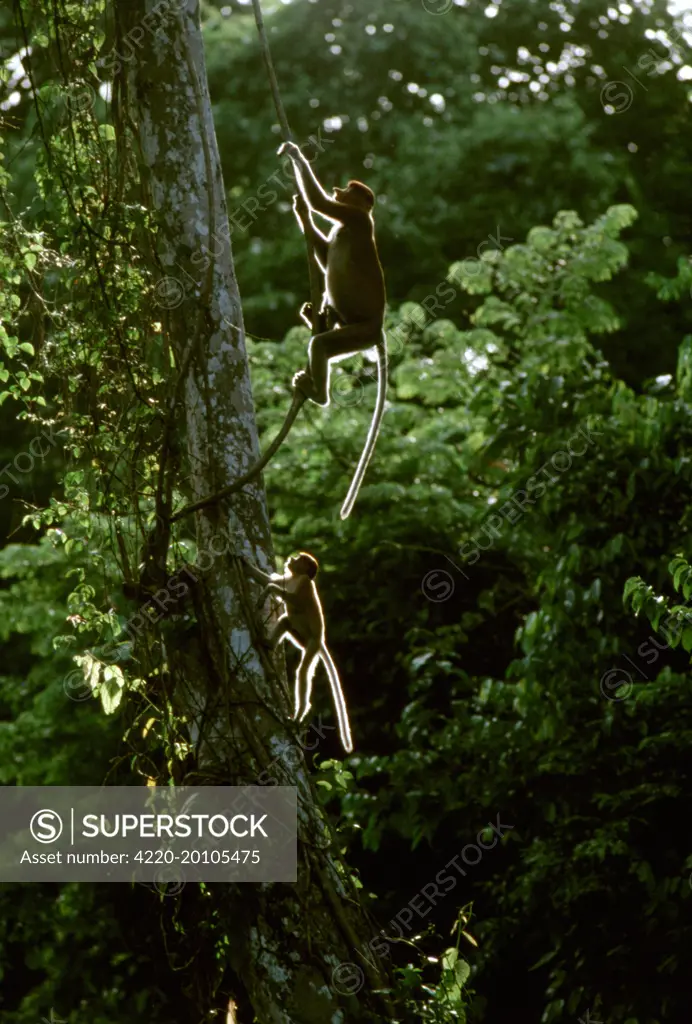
[279,141,355,223]
[244,559,278,585]
[258,582,303,613]
[258,582,283,604]
[292,195,329,267]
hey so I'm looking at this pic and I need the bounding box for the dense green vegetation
[1,0,692,1021]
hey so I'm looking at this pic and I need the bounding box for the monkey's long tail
[320,646,353,753]
[339,329,388,520]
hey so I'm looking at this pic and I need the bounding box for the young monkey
[277,140,388,520]
[245,552,353,754]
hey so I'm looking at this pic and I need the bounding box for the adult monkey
[278,140,388,520]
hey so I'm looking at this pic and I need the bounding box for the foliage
[0,6,214,1020]
[244,201,692,1021]
[202,0,692,383]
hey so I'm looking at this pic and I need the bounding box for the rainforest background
[1,0,692,1021]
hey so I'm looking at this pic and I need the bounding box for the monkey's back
[286,577,324,645]
[326,218,386,325]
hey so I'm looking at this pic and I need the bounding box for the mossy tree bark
[112,1,392,1020]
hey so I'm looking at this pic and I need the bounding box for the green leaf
[448,259,493,295]
[100,675,124,714]
[645,597,664,632]
[672,561,689,592]
[623,577,641,605]
[454,959,470,986]
[530,949,558,970]
[602,204,638,231]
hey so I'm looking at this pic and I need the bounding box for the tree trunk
[112,2,392,1020]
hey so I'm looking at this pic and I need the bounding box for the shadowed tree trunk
[112,1,393,1020]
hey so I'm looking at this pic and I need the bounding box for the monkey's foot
[293,370,328,406]
[296,703,312,723]
[278,140,300,158]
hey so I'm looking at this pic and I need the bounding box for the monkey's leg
[323,305,340,330]
[298,653,320,723]
[268,619,309,717]
[268,614,291,647]
[295,640,320,720]
[258,581,285,609]
[268,617,306,659]
[293,318,381,406]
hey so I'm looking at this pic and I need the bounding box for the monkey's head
[286,552,319,579]
[333,180,375,212]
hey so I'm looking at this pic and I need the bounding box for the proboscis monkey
[245,552,353,753]
[278,140,388,520]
